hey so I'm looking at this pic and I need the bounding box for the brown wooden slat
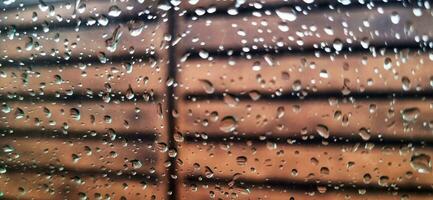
[178,7,433,52]
[0,172,165,200]
[178,142,433,187]
[178,184,433,200]
[0,60,166,95]
[177,100,433,141]
[0,0,160,28]
[178,0,337,10]
[0,102,166,134]
[0,22,166,62]
[0,138,159,174]
[178,52,433,95]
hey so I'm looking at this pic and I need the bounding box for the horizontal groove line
[184,175,433,194]
[183,43,430,59]
[0,129,158,141]
[0,92,160,103]
[183,134,433,147]
[184,91,433,101]
[1,53,159,67]
[183,1,420,19]
[2,165,160,184]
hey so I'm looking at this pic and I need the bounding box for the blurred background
[1,0,433,199]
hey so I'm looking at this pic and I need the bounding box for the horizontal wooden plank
[1,22,166,62]
[178,0,330,10]
[179,142,433,187]
[0,138,161,174]
[0,0,160,29]
[179,52,433,95]
[0,172,165,200]
[0,59,167,95]
[0,102,166,134]
[178,7,433,51]
[178,183,433,200]
[177,100,433,141]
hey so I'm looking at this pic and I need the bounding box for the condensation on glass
[0,0,433,199]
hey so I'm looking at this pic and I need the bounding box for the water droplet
[276,106,285,119]
[236,156,247,166]
[204,166,214,178]
[358,127,371,141]
[126,85,135,100]
[98,52,107,63]
[108,5,122,17]
[106,25,123,52]
[2,145,14,153]
[401,107,420,123]
[131,159,143,169]
[276,8,297,22]
[319,70,329,78]
[252,61,261,71]
[70,108,80,121]
[378,176,389,187]
[384,57,392,70]
[390,11,400,24]
[332,39,343,51]
[0,166,6,174]
[1,104,11,113]
[316,124,329,139]
[223,94,239,107]
[15,108,25,119]
[248,90,261,101]
[401,76,411,91]
[410,153,432,173]
[219,116,237,133]
[199,79,215,94]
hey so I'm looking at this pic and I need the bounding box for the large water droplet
[199,79,215,94]
[108,5,122,17]
[276,8,297,22]
[70,108,81,120]
[410,153,432,173]
[401,107,420,123]
[220,116,237,133]
[316,124,329,139]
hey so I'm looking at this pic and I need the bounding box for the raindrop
[236,156,247,166]
[108,5,122,17]
[358,127,371,141]
[199,79,215,94]
[316,124,330,139]
[15,108,25,119]
[332,39,343,51]
[204,166,214,178]
[401,107,420,123]
[248,90,261,101]
[276,8,297,22]
[131,160,143,169]
[410,153,432,173]
[70,108,80,121]
[390,11,400,24]
[126,85,135,100]
[401,76,411,91]
[219,116,237,133]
